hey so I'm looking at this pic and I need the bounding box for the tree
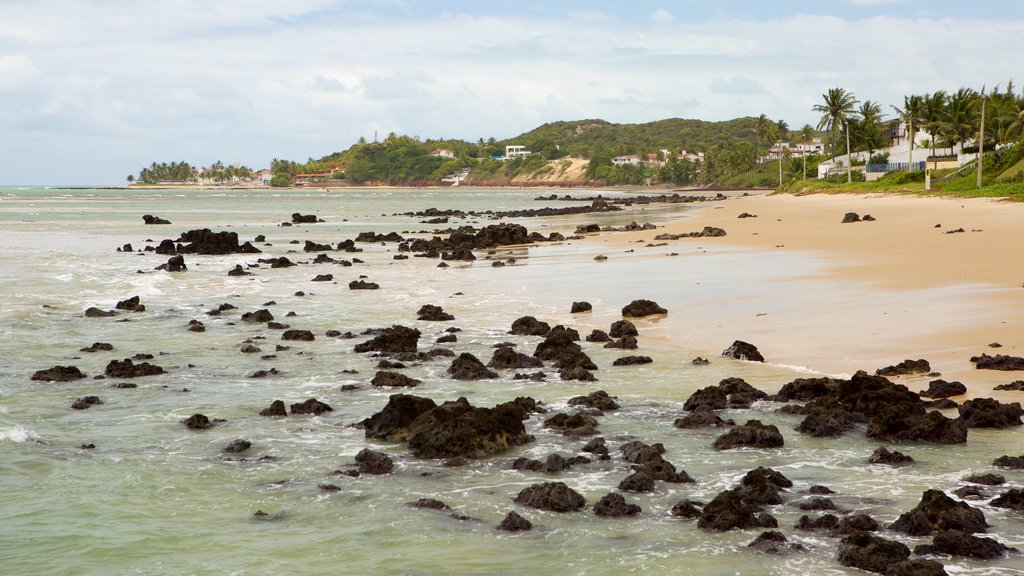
[269,173,291,187]
[922,91,948,157]
[755,114,773,160]
[854,100,886,160]
[943,87,978,155]
[126,174,134,183]
[812,87,859,159]
[892,94,925,165]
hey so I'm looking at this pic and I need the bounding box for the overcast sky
[2,0,1021,184]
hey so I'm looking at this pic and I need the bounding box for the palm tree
[892,94,925,166]
[854,100,886,161]
[813,88,859,159]
[755,114,773,161]
[1005,100,1024,142]
[799,124,815,179]
[943,88,978,155]
[922,91,948,158]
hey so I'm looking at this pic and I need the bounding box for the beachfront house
[505,145,530,158]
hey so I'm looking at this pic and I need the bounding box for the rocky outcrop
[497,511,533,531]
[674,410,734,429]
[241,309,274,323]
[608,320,637,338]
[361,394,439,441]
[417,304,454,321]
[371,371,421,388]
[514,482,586,512]
[354,325,421,354]
[510,316,551,336]
[260,400,287,417]
[776,377,839,401]
[405,397,532,459]
[290,398,333,415]
[183,414,213,430]
[115,295,145,312]
[919,379,966,398]
[713,420,784,450]
[447,353,498,380]
[567,390,619,411]
[722,340,764,362]
[890,489,988,536]
[914,529,1014,559]
[697,489,778,531]
[543,412,599,436]
[159,229,261,255]
[291,213,320,224]
[991,488,1024,510]
[31,365,86,382]
[746,531,806,554]
[593,492,641,517]
[876,359,931,377]
[957,398,1023,428]
[281,330,314,341]
[837,531,912,574]
[143,214,171,225]
[621,299,667,317]
[353,448,394,475]
[994,455,1024,469]
[349,280,380,290]
[869,447,914,465]
[104,359,165,378]
[570,301,592,313]
[487,346,543,370]
[971,353,1024,371]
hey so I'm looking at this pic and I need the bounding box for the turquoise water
[1,186,1022,575]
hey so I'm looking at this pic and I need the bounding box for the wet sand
[591,192,1024,399]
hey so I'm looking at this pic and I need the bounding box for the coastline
[590,191,1024,399]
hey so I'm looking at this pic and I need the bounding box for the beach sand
[591,191,1024,399]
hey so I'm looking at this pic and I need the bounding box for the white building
[505,145,530,158]
[612,155,643,166]
[430,149,456,159]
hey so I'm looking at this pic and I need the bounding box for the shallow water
[1,186,1023,575]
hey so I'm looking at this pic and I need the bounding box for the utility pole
[846,119,852,184]
[778,140,783,188]
[977,86,986,189]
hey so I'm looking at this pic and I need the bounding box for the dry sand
[595,191,1024,400]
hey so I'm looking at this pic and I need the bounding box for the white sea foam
[0,425,39,443]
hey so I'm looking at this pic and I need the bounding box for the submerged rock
[405,397,532,459]
[890,489,988,536]
[713,420,784,450]
[722,340,764,362]
[31,365,87,382]
[621,299,667,317]
[514,482,586,512]
[593,492,641,517]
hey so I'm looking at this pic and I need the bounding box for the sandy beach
[594,191,1024,399]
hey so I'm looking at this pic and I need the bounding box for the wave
[0,425,40,443]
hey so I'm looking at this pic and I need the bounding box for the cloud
[649,8,675,24]
[711,76,768,95]
[0,2,1022,184]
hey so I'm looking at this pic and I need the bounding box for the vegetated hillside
[496,117,763,157]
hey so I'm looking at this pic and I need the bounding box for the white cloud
[0,3,1022,184]
[650,8,676,24]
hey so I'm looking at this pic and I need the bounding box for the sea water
[0,186,1022,575]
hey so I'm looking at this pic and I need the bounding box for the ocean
[1,186,1022,575]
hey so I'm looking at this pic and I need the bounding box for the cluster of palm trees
[813,84,1024,164]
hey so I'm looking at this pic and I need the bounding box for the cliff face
[463,158,593,186]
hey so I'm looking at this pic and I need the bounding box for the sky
[1,0,1022,184]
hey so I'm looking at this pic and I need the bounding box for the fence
[865,161,926,173]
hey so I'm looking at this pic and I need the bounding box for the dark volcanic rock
[514,482,586,512]
[85,306,116,317]
[184,414,213,430]
[260,400,287,417]
[349,280,379,290]
[497,511,533,531]
[886,560,948,576]
[223,439,251,453]
[242,309,274,323]
[991,488,1024,510]
[290,398,333,415]
[31,365,87,382]
[957,398,1023,428]
[796,396,863,437]
[407,498,449,510]
[777,377,839,401]
[354,448,394,475]
[890,489,988,536]
[697,489,778,531]
[567,390,619,411]
[971,353,1024,371]
[417,304,454,321]
[291,213,319,224]
[361,394,438,441]
[585,329,611,343]
[736,466,791,506]
[510,316,551,336]
[371,371,421,388]
[994,455,1024,469]
[796,513,840,532]
[670,500,704,518]
[621,299,667,317]
[593,492,641,517]
[570,301,592,313]
[281,330,315,341]
[608,320,638,338]
[80,342,113,353]
[543,412,599,436]
[674,409,734,429]
[841,212,861,223]
[71,396,102,410]
[115,295,145,312]
[995,380,1024,391]
[876,359,931,377]
[612,355,651,366]
[713,419,784,450]
[603,336,638,350]
[487,346,543,370]
[869,446,914,465]
[722,340,764,362]
[915,529,1014,559]
[919,379,967,399]
[405,397,532,459]
[447,353,498,380]
[354,325,421,354]
[746,531,806,554]
[143,214,171,225]
[962,473,1004,486]
[104,359,165,378]
[618,472,655,493]
[683,386,728,412]
[172,228,261,255]
[838,531,910,574]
